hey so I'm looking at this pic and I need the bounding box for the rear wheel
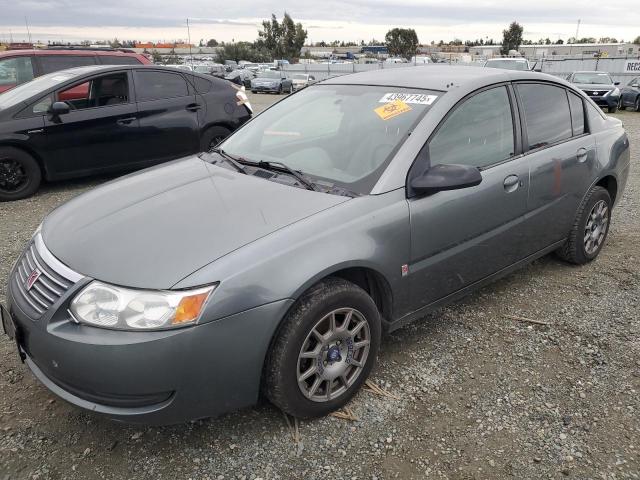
[618,97,625,110]
[635,96,640,112]
[0,147,42,202]
[556,186,611,264]
[264,278,381,418]
[200,126,231,152]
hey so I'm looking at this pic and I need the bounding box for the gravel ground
[0,99,638,480]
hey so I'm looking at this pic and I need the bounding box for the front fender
[174,189,411,324]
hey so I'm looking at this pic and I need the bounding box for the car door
[407,85,530,311]
[621,77,639,108]
[132,69,201,162]
[41,70,143,177]
[515,83,598,251]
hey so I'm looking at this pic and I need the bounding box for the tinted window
[629,78,639,86]
[186,74,212,93]
[99,55,142,65]
[517,84,572,150]
[0,56,35,88]
[39,55,97,74]
[568,92,585,136]
[429,86,514,169]
[134,70,189,101]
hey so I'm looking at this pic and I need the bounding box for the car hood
[574,83,616,92]
[42,156,349,289]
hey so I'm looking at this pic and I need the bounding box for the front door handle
[577,147,588,163]
[116,117,136,126]
[186,103,202,112]
[503,174,520,193]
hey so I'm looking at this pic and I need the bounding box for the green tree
[384,28,419,60]
[151,50,162,64]
[500,21,523,55]
[215,42,271,64]
[257,13,307,61]
[555,39,564,45]
[206,39,219,47]
[632,36,640,45]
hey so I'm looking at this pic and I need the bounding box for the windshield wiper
[256,160,317,191]
[209,148,247,174]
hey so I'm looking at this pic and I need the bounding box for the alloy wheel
[0,159,28,193]
[297,308,371,402]
[584,200,609,255]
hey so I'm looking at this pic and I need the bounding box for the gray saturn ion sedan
[1,66,630,425]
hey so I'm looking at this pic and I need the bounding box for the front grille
[12,240,75,319]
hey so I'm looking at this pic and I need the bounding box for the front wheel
[288,84,293,94]
[0,147,42,202]
[618,97,625,110]
[635,97,640,112]
[556,186,611,264]
[608,104,618,114]
[264,278,381,418]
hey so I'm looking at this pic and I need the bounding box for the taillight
[235,88,252,114]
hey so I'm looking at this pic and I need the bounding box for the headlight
[70,281,216,330]
[605,88,620,97]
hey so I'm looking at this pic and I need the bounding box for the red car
[0,48,151,96]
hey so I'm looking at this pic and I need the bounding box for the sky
[0,0,639,45]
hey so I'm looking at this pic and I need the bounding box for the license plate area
[1,304,26,362]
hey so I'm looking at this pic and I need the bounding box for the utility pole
[25,16,32,44]
[569,19,581,55]
[187,18,193,63]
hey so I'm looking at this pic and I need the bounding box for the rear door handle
[116,117,136,126]
[186,103,202,112]
[577,147,588,162]
[503,174,520,192]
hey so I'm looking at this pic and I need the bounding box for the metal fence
[282,55,640,84]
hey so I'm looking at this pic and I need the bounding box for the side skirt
[386,239,566,333]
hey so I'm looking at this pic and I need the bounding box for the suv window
[428,86,515,169]
[567,92,585,136]
[98,55,142,65]
[517,83,572,150]
[0,56,35,89]
[134,70,189,101]
[39,55,97,74]
[57,73,129,110]
[629,78,639,87]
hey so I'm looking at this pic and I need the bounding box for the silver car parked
[1,67,630,424]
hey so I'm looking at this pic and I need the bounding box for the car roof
[572,71,611,74]
[0,49,142,58]
[321,65,559,92]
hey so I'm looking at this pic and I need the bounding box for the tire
[251,90,257,94]
[200,126,231,152]
[288,84,293,94]
[0,147,42,202]
[278,85,283,95]
[556,186,611,265]
[635,97,640,112]
[608,104,617,114]
[264,277,381,418]
[618,97,625,110]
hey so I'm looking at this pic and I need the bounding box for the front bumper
[585,93,619,109]
[5,275,292,424]
[251,84,280,92]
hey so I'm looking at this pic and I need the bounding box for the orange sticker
[374,100,412,120]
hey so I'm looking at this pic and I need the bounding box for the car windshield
[485,59,529,70]
[194,66,211,73]
[572,73,613,85]
[0,71,75,110]
[293,74,308,80]
[259,71,281,79]
[221,84,441,194]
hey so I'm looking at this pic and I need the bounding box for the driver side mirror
[410,164,482,196]
[48,101,70,116]
[614,81,620,86]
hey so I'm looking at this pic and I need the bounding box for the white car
[483,58,531,71]
[291,74,316,90]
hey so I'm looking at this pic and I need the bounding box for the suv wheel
[0,147,42,202]
[264,278,381,418]
[635,97,640,112]
[618,97,625,110]
[557,186,611,264]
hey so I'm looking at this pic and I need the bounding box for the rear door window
[39,55,97,74]
[133,70,189,101]
[567,92,586,136]
[516,83,572,150]
[0,56,35,89]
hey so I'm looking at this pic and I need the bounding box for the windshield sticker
[379,93,437,105]
[374,100,412,121]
